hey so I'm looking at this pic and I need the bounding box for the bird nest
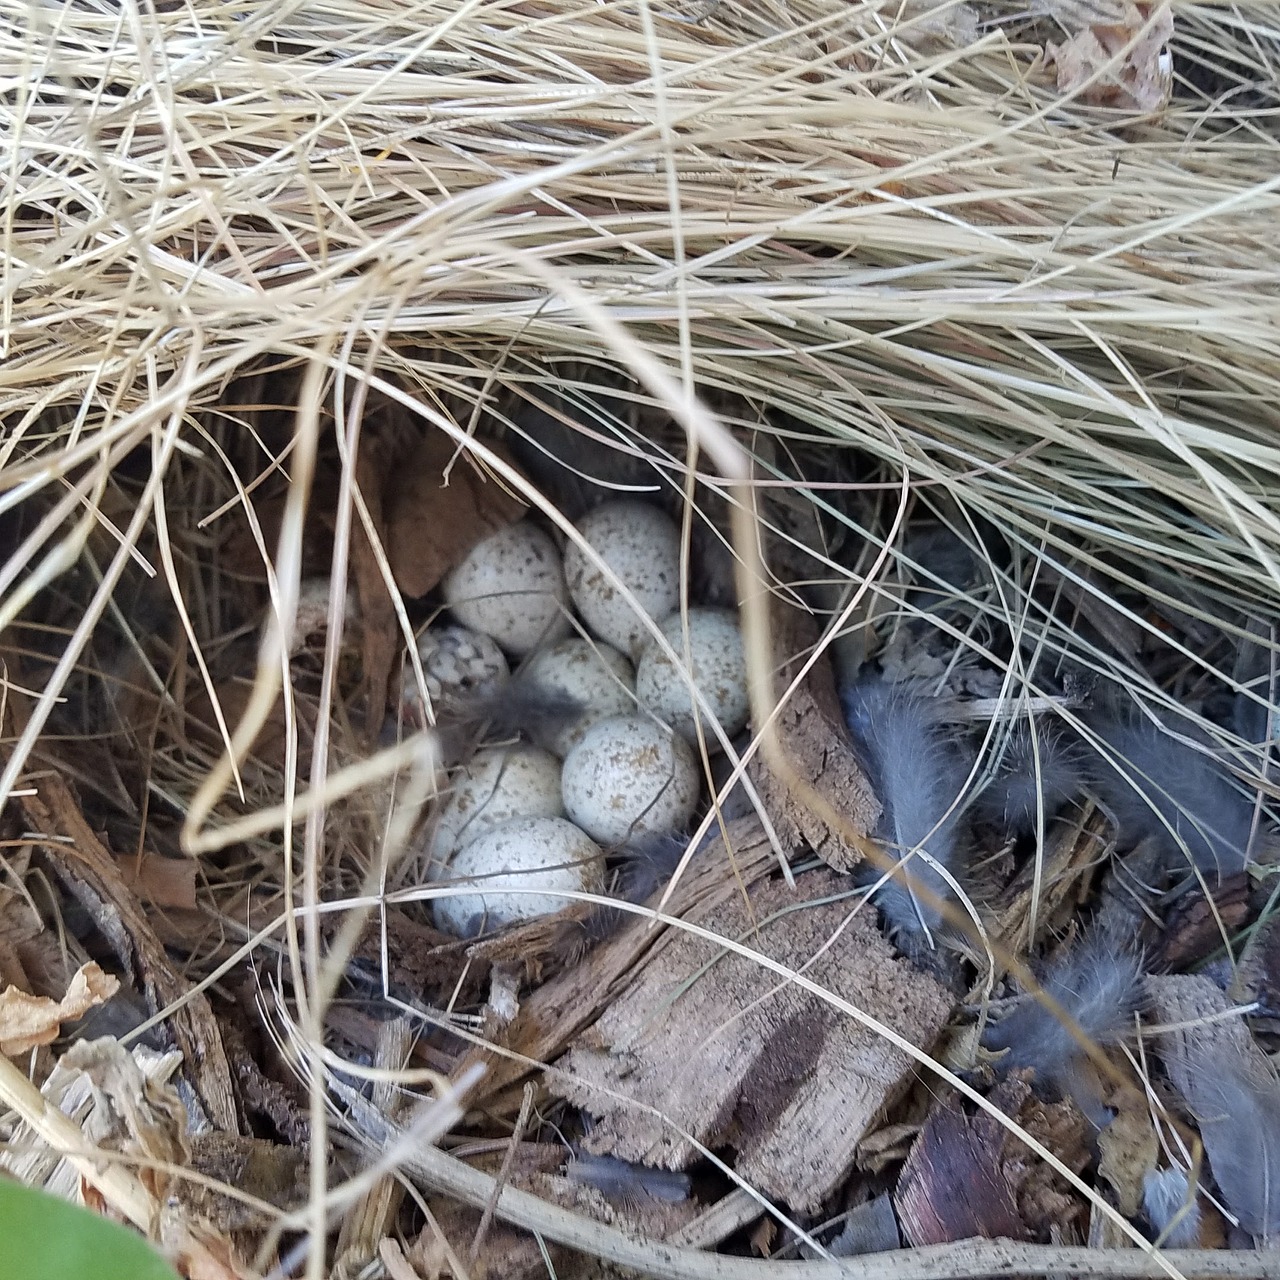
[3,0,1280,1276]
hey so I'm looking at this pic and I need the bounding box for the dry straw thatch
[4,0,1280,1273]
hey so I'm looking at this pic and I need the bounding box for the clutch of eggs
[420,501,748,937]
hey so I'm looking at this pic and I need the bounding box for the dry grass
[3,0,1280,1274]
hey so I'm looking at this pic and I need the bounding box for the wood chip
[454,817,778,1108]
[896,1093,1030,1245]
[553,870,953,1212]
[746,603,879,873]
[14,763,238,1131]
[896,1076,1088,1246]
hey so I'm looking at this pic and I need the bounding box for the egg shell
[432,816,603,935]
[635,608,749,748]
[563,501,682,659]
[427,745,564,869]
[521,638,636,756]
[561,714,701,845]
[443,521,570,656]
[399,624,509,727]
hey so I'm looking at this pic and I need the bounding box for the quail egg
[427,744,564,870]
[563,501,681,659]
[399,624,509,728]
[443,521,569,656]
[521,638,636,756]
[635,607,749,747]
[561,714,700,845]
[432,816,603,935]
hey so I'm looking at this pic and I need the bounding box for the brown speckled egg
[563,501,681,659]
[426,745,564,871]
[521,637,636,756]
[443,521,569,656]
[431,817,603,935]
[561,714,699,845]
[635,608,749,749]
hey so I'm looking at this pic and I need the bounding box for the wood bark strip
[452,817,777,1106]
[746,602,879,872]
[14,768,238,1132]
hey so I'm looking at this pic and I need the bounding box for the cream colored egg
[443,521,570,656]
[427,745,563,871]
[563,501,681,659]
[635,608,749,748]
[432,817,603,936]
[561,714,700,845]
[521,638,636,756]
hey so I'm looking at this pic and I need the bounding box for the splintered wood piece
[15,769,238,1131]
[385,427,527,600]
[453,817,778,1107]
[1229,913,1280,1016]
[352,434,401,739]
[552,870,953,1212]
[746,602,879,873]
[1157,873,1250,975]
[896,1096,1029,1246]
[988,811,1107,961]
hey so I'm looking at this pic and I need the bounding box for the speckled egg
[432,816,603,936]
[521,638,636,756]
[635,608,749,748]
[443,521,570,656]
[426,744,564,871]
[562,501,682,659]
[561,714,700,845]
[399,624,509,728]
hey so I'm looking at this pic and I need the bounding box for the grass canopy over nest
[4,0,1280,1275]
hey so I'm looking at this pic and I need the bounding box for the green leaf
[0,1178,180,1280]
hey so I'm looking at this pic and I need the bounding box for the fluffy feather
[565,1151,691,1207]
[984,929,1142,1108]
[1167,1034,1280,1240]
[551,833,689,960]
[438,676,584,761]
[1087,711,1255,879]
[840,678,973,944]
[978,720,1086,836]
[1142,1167,1202,1247]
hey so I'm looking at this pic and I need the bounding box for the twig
[354,1097,1280,1280]
[469,1081,535,1264]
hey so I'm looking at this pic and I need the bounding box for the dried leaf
[385,428,527,599]
[0,962,119,1055]
[62,1037,190,1166]
[115,855,198,912]
[1048,2,1174,113]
